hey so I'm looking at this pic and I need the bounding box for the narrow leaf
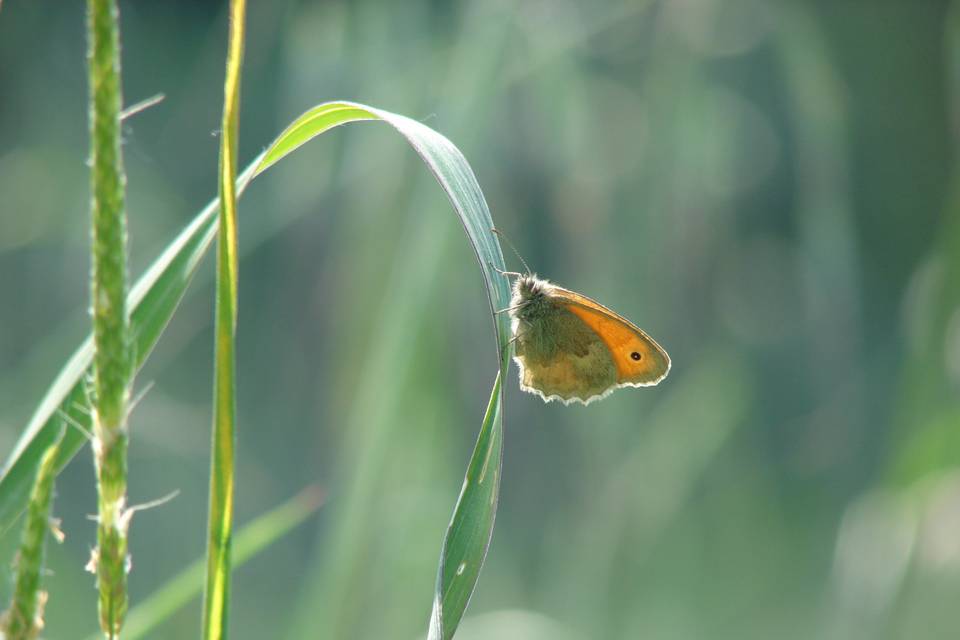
[428,372,504,639]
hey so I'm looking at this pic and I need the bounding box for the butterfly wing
[550,287,670,387]
[513,309,619,405]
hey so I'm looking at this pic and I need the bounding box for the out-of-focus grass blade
[2,99,511,638]
[80,486,325,640]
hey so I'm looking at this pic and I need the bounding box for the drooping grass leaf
[254,102,512,325]
[254,101,511,639]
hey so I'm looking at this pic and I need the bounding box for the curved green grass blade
[253,100,511,639]
[2,100,511,638]
[253,101,512,337]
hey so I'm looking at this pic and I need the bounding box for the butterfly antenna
[491,228,532,275]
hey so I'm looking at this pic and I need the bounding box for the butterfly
[499,272,670,405]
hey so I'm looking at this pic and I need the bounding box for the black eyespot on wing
[630,351,641,361]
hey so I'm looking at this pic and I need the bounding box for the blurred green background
[2,0,959,638]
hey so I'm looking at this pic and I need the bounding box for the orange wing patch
[556,289,670,386]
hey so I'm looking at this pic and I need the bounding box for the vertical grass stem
[202,1,246,638]
[87,0,132,636]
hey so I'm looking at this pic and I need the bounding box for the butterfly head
[511,274,554,322]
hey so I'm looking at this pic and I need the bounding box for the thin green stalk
[87,0,132,637]
[2,436,63,640]
[202,1,245,638]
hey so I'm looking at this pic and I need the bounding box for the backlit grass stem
[87,0,132,636]
[202,0,246,638]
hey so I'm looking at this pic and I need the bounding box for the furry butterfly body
[509,275,670,405]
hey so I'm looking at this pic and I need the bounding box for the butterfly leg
[488,262,524,279]
[494,301,530,315]
[507,323,531,349]
[496,324,527,364]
